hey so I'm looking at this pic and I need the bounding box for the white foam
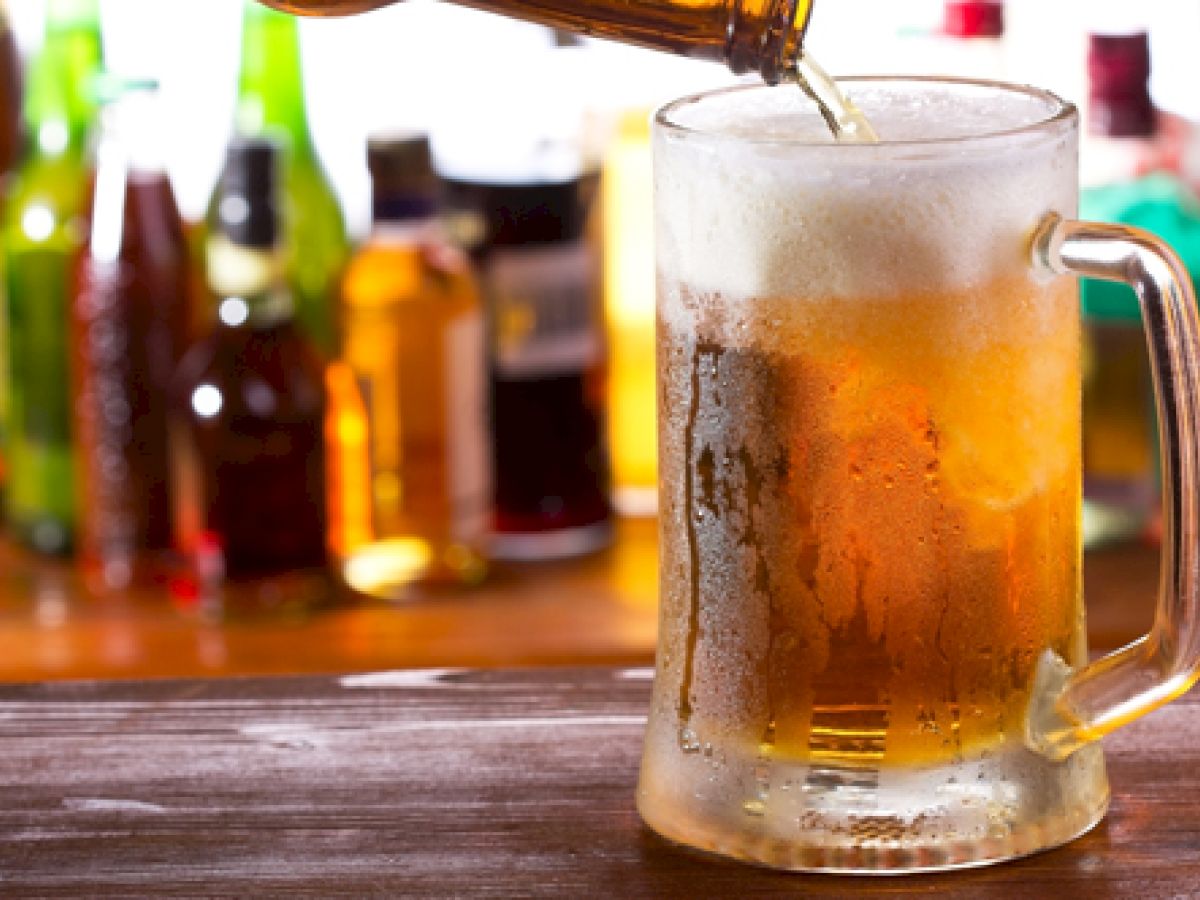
[655,83,1076,310]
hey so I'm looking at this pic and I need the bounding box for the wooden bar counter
[1,666,1198,896]
[0,517,1194,894]
[0,517,1167,682]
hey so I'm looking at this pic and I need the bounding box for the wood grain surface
[1,667,1197,897]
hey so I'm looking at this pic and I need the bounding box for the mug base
[637,739,1109,873]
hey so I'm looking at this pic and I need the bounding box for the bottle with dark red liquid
[170,139,329,616]
[71,79,191,591]
[0,0,20,178]
[441,172,613,561]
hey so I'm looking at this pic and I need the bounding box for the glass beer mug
[637,79,1200,872]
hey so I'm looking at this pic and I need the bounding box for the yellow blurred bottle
[602,110,657,516]
[328,134,489,598]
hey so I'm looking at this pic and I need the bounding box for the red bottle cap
[944,1,1004,38]
[1088,31,1155,137]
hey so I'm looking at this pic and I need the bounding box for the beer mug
[637,78,1200,873]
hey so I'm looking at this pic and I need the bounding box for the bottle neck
[207,235,294,328]
[96,91,168,176]
[372,187,438,227]
[254,0,813,84]
[727,0,812,84]
[236,4,315,159]
[24,0,103,157]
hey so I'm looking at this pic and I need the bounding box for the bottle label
[444,308,491,544]
[487,241,601,379]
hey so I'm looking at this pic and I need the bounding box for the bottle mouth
[728,0,815,85]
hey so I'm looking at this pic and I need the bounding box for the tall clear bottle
[226,1,348,357]
[71,80,191,591]
[172,140,329,617]
[257,0,814,84]
[3,0,103,555]
[329,134,489,597]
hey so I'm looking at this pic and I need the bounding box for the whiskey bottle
[329,134,489,598]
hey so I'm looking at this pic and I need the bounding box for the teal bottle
[2,0,103,554]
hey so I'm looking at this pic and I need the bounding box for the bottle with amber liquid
[225,1,349,357]
[329,134,489,598]
[71,79,190,591]
[257,0,814,83]
[171,139,329,616]
[3,0,104,555]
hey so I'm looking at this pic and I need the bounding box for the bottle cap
[1088,31,1155,138]
[368,132,436,192]
[944,1,1004,39]
[216,137,280,248]
[367,132,440,221]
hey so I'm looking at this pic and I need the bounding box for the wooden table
[0,517,1167,683]
[1,667,1197,896]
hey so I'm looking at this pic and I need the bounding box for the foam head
[654,80,1077,306]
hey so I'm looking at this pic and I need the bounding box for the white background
[7,0,1199,231]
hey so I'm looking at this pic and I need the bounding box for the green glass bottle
[227,1,348,356]
[2,0,103,554]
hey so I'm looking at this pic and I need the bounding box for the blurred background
[0,0,1195,680]
[6,0,1198,228]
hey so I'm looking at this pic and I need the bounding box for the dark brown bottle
[170,139,329,617]
[0,0,20,177]
[256,0,814,83]
[71,81,190,591]
[442,172,613,561]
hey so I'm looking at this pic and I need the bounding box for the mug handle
[1027,214,1200,761]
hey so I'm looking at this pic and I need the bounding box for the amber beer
[638,80,1112,870]
[256,0,813,82]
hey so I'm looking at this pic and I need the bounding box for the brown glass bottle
[442,173,613,561]
[71,83,190,591]
[170,139,329,617]
[0,0,20,177]
[257,0,814,83]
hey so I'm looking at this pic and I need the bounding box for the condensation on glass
[639,79,1200,873]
